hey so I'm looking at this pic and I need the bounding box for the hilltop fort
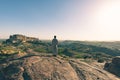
[5,34,39,44]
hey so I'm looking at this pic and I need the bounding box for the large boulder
[0,54,117,80]
[0,56,78,80]
[104,56,120,77]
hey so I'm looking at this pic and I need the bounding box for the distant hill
[58,41,120,60]
[70,41,120,50]
[0,39,5,43]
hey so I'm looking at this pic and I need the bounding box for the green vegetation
[57,41,120,61]
[0,35,120,62]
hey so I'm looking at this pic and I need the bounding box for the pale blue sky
[0,0,120,41]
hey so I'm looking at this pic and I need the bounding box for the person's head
[54,35,56,39]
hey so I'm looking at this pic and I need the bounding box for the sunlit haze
[0,0,120,41]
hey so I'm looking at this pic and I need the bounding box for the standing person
[52,35,58,56]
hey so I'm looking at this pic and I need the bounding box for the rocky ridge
[0,53,119,80]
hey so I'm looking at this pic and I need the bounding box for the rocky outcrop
[0,56,78,80]
[6,34,39,44]
[104,56,120,77]
[0,53,119,80]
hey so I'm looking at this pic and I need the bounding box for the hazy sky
[0,0,120,41]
